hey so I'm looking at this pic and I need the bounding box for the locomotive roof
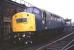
[44,10,63,18]
[51,13,61,18]
[25,6,63,19]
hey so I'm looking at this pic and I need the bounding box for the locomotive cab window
[24,7,41,15]
[25,7,33,13]
[33,8,40,14]
[16,18,27,23]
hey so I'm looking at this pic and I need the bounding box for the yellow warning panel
[12,12,36,32]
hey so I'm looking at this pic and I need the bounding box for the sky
[12,0,74,22]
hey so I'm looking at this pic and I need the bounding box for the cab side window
[33,8,40,15]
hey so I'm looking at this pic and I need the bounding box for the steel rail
[37,31,74,50]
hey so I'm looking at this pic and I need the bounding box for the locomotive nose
[12,12,36,32]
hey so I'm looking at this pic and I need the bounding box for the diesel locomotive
[0,0,66,46]
[11,7,66,45]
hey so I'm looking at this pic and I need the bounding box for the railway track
[37,31,74,50]
[0,26,74,50]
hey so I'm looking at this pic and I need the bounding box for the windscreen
[25,7,33,13]
[24,7,41,15]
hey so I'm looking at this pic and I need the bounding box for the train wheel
[24,40,32,47]
[23,34,33,47]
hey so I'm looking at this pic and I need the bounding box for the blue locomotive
[11,7,66,45]
[0,0,66,46]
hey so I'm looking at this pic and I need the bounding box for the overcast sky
[12,0,74,22]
